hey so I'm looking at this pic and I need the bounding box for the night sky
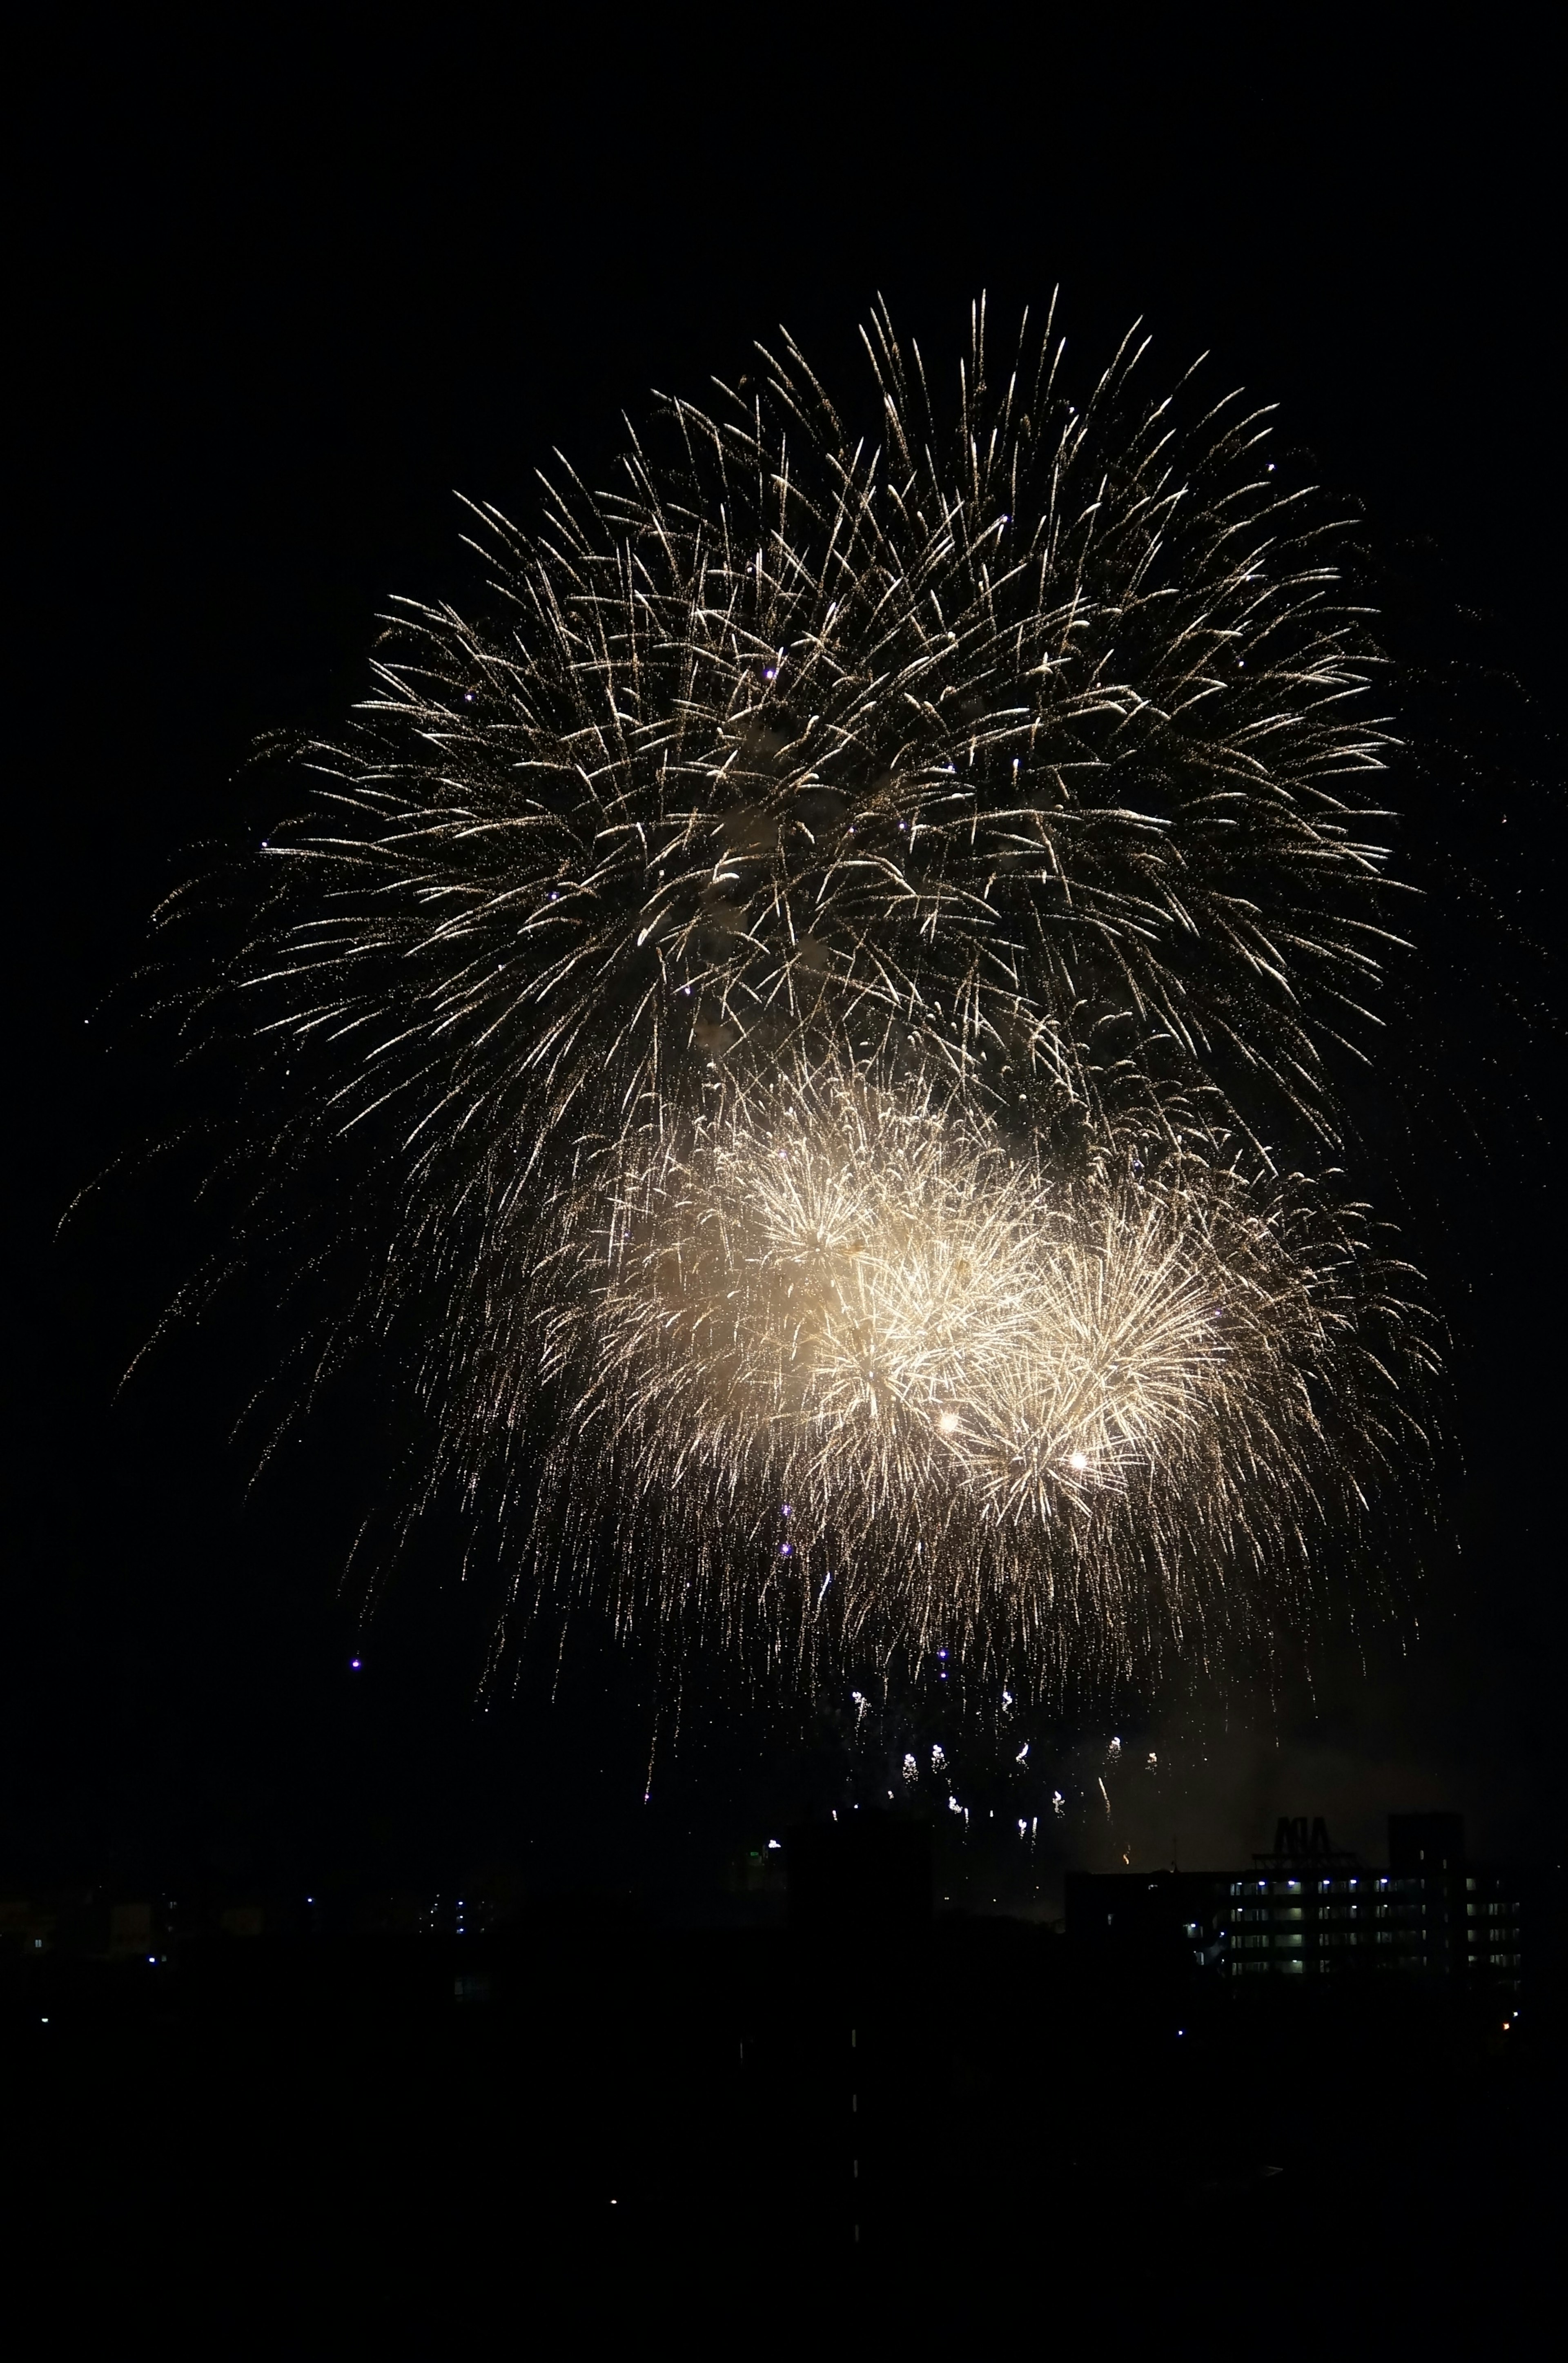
[12,19,1562,1910]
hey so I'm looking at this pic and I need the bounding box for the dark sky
[11,17,1563,1906]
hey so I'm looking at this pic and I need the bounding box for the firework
[240,299,1398,1165]
[495,1064,1430,1679]
[177,300,1433,1692]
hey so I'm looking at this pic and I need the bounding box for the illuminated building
[1067,1813,1527,1993]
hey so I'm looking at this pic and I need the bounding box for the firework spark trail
[174,298,1437,1693]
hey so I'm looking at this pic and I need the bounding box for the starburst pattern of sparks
[511,1065,1430,1678]
[173,298,1436,1692]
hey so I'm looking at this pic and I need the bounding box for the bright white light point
[938,1411,960,1435]
[1069,1450,1088,1471]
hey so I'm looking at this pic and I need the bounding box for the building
[1067,1813,1528,1993]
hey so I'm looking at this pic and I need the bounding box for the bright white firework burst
[499,1063,1430,1679]
[186,298,1437,1692]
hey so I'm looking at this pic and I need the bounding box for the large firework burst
[503,1067,1431,1682]
[178,299,1433,1690]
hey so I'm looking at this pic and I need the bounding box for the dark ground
[4,1915,1557,2341]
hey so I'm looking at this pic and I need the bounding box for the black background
[11,12,1563,1908]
